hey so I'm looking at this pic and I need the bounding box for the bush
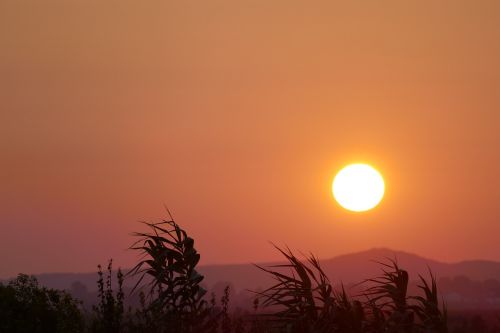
[0,274,84,333]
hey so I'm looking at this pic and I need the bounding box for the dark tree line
[0,274,84,332]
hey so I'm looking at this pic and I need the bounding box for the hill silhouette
[15,248,500,294]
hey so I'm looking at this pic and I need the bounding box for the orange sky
[1,0,500,278]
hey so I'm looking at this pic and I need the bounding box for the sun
[332,163,385,212]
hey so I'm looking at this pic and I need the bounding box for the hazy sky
[1,0,500,278]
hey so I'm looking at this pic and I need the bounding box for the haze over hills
[12,248,500,293]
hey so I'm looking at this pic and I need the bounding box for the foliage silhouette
[0,274,84,333]
[127,218,216,332]
[90,260,125,333]
[0,218,462,332]
[254,246,448,333]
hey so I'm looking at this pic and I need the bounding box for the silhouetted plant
[221,286,232,333]
[364,260,414,332]
[127,217,215,332]
[91,260,125,333]
[254,245,342,332]
[363,261,448,333]
[411,272,448,333]
[254,246,448,333]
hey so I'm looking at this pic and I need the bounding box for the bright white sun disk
[332,164,385,212]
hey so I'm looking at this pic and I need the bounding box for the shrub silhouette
[0,274,84,333]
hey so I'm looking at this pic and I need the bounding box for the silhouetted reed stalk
[127,218,216,332]
[254,246,448,333]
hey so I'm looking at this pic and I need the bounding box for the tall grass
[0,216,451,332]
[122,218,448,332]
[89,218,449,333]
[254,246,448,333]
[127,218,216,332]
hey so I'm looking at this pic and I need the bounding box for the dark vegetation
[0,274,84,332]
[0,217,497,332]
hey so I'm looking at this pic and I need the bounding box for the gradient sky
[1,0,500,278]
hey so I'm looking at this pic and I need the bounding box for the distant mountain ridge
[6,248,500,293]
